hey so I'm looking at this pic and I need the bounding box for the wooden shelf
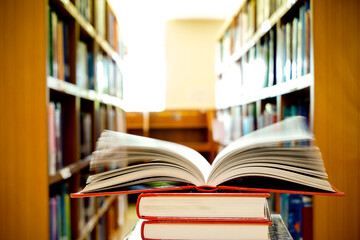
[48,77,126,109]
[149,122,208,129]
[77,196,117,240]
[179,142,212,153]
[49,156,91,185]
[126,110,217,162]
[232,74,312,106]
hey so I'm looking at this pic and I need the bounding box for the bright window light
[109,0,167,112]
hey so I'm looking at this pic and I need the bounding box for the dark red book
[137,192,271,222]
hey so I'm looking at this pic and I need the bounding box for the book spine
[63,23,70,82]
[48,102,56,175]
[51,11,58,78]
[48,7,53,77]
[55,102,63,170]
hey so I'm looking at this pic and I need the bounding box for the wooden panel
[126,112,144,129]
[313,0,360,239]
[0,0,48,239]
[149,110,208,129]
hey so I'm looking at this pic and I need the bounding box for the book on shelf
[50,184,71,240]
[48,9,70,82]
[71,116,344,197]
[48,102,56,175]
[137,192,270,222]
[95,0,106,39]
[76,41,88,89]
[80,112,92,158]
[76,0,92,23]
[48,102,63,175]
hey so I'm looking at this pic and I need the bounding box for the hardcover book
[140,219,272,240]
[137,192,270,222]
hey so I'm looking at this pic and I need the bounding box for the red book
[137,192,270,222]
[140,219,272,240]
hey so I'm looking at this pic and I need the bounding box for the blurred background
[0,0,359,239]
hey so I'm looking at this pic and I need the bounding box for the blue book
[63,23,70,82]
[288,194,303,240]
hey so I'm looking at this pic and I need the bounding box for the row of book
[76,0,92,24]
[213,99,309,151]
[96,53,124,97]
[76,41,95,90]
[48,8,70,82]
[95,0,126,59]
[48,102,63,175]
[76,41,124,98]
[48,101,91,174]
[220,0,287,62]
[212,101,277,146]
[48,5,124,98]
[48,101,126,174]
[276,1,311,83]
[51,184,125,240]
[49,184,71,240]
[218,0,311,93]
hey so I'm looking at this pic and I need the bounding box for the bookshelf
[47,0,128,239]
[1,0,127,239]
[214,0,313,239]
[215,0,360,239]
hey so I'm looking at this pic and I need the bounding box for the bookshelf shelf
[46,0,127,238]
[49,156,91,185]
[48,77,126,109]
[234,74,312,106]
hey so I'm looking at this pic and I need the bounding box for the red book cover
[140,218,272,240]
[136,192,271,222]
[71,184,345,198]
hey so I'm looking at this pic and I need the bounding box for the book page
[212,116,313,168]
[91,131,212,185]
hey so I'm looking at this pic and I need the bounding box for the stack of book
[71,116,344,239]
[135,192,272,240]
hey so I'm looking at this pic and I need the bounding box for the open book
[72,116,344,197]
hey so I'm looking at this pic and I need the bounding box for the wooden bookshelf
[312,0,360,239]
[0,0,127,239]
[215,0,360,239]
[46,0,128,238]
[126,110,218,163]
[49,156,91,185]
